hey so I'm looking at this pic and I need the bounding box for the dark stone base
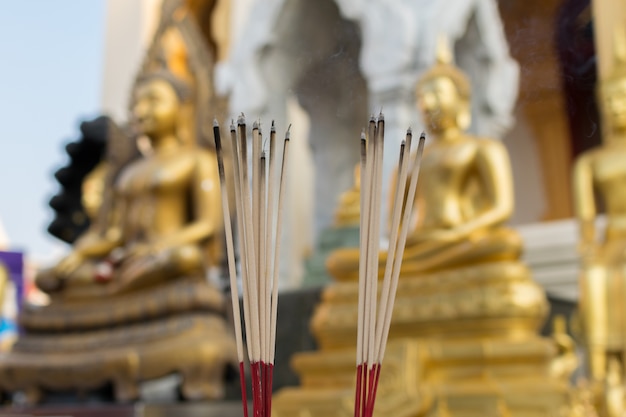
[0,402,245,417]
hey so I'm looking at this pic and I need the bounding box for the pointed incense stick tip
[361,130,366,140]
[285,128,291,140]
[369,114,376,122]
[271,120,276,130]
[378,111,384,121]
[213,118,219,127]
[401,140,406,147]
[237,114,245,125]
[420,131,426,140]
[261,150,266,159]
[230,121,236,131]
[252,120,258,129]
[407,127,413,135]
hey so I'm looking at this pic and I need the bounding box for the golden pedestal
[273,261,573,416]
[0,278,237,404]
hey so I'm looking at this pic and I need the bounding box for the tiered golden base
[274,338,571,417]
[0,278,237,404]
[273,261,574,416]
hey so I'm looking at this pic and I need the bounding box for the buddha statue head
[599,27,626,137]
[132,70,193,141]
[416,36,472,134]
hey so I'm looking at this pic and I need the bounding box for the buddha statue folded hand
[327,43,522,283]
[36,71,223,301]
[272,38,566,417]
[1,70,236,403]
[573,32,626,411]
[316,38,547,349]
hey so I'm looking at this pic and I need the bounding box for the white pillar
[101,0,161,123]
[0,217,8,250]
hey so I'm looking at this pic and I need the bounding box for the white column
[515,218,594,302]
[0,216,8,250]
[101,0,161,123]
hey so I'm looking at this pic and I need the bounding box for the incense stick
[214,120,249,417]
[263,123,277,417]
[269,127,290,361]
[215,117,291,417]
[252,122,264,364]
[354,130,368,417]
[377,132,425,363]
[374,132,426,383]
[259,148,268,417]
[266,122,277,365]
[230,122,253,363]
[365,130,418,417]
[238,117,261,363]
[268,127,290,417]
[364,116,379,416]
[235,116,264,417]
[353,115,426,417]
[373,133,409,363]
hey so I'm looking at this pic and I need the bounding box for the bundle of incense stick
[354,114,425,417]
[213,115,290,417]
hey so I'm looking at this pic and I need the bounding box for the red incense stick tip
[239,362,250,417]
[354,364,364,417]
[267,363,275,417]
[250,362,263,417]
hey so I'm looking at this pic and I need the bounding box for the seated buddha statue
[302,164,362,287]
[334,164,361,228]
[36,70,223,300]
[327,40,522,281]
[573,36,626,392]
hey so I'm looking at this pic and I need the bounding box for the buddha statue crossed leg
[0,0,238,403]
[0,69,236,403]
[573,27,626,415]
[327,38,522,282]
[272,38,567,417]
[36,70,223,300]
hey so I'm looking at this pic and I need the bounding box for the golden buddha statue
[35,71,223,300]
[0,1,237,404]
[302,165,362,287]
[334,164,361,228]
[327,38,522,282]
[272,38,571,417]
[573,28,626,405]
[0,70,236,404]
